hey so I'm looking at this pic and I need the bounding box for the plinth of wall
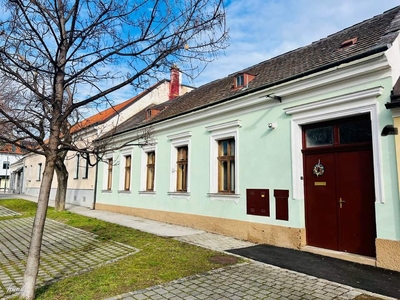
[95,203,305,249]
[376,238,400,272]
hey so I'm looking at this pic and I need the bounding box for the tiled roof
[70,80,168,134]
[0,144,26,155]
[104,6,400,139]
[105,101,173,135]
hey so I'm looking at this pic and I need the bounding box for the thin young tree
[0,0,227,298]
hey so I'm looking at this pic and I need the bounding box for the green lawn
[0,199,240,300]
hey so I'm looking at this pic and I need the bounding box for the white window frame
[37,163,42,181]
[167,131,192,197]
[74,154,80,179]
[102,153,114,191]
[3,161,9,169]
[235,74,244,87]
[140,144,157,194]
[118,148,133,192]
[206,120,241,203]
[82,155,89,179]
[284,86,384,203]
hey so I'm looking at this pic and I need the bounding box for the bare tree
[0,0,227,298]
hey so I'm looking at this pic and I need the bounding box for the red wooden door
[336,149,376,257]
[304,152,338,251]
[304,148,376,257]
[303,115,376,257]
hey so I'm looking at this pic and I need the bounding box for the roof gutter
[385,95,400,109]
[101,45,389,140]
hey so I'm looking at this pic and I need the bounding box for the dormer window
[233,73,255,89]
[236,74,244,87]
[146,108,161,120]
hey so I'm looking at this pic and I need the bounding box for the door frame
[284,86,384,204]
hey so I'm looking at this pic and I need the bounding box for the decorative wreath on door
[313,160,324,177]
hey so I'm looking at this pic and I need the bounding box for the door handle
[339,198,345,208]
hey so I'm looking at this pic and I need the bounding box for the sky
[185,0,400,88]
[2,1,399,113]
[80,0,400,110]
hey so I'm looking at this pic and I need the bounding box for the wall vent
[340,37,358,49]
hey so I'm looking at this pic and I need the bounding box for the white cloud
[188,0,400,87]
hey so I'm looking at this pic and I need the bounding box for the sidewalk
[2,193,397,300]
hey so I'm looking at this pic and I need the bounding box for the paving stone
[0,206,21,217]
[132,294,148,300]
[105,262,394,300]
[1,210,394,300]
[0,217,139,299]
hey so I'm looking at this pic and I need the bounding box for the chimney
[169,65,180,100]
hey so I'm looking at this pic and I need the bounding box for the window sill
[101,190,112,193]
[168,192,190,200]
[207,193,240,204]
[139,191,156,197]
[118,190,131,194]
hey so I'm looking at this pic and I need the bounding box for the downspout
[22,158,25,195]
[91,150,99,210]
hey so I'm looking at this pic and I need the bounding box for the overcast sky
[186,0,400,87]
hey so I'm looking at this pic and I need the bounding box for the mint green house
[95,6,400,272]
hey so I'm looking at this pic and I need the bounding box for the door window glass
[339,120,372,144]
[305,126,333,148]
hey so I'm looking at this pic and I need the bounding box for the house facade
[0,145,24,193]
[10,68,193,207]
[95,6,400,271]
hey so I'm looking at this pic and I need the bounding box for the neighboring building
[11,67,193,207]
[0,144,24,192]
[95,6,400,272]
[9,157,24,194]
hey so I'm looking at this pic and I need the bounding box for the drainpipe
[91,151,99,210]
[22,158,26,195]
[4,153,8,193]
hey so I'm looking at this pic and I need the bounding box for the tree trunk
[21,154,56,300]
[54,157,68,211]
